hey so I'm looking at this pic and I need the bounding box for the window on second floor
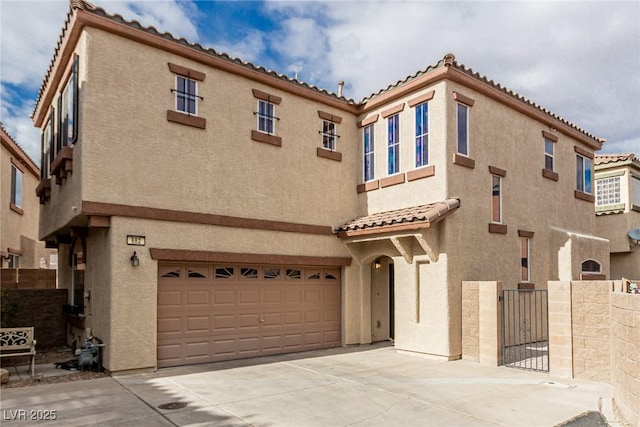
[457,103,469,156]
[491,175,502,223]
[520,236,530,282]
[576,154,592,194]
[415,103,429,167]
[388,114,400,174]
[175,76,198,115]
[544,138,554,171]
[11,164,22,209]
[56,56,79,154]
[596,176,621,207]
[363,124,375,181]
[632,175,640,207]
[322,120,337,151]
[41,113,53,179]
[257,100,275,135]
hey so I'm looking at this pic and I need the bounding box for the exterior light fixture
[374,259,381,270]
[130,251,140,267]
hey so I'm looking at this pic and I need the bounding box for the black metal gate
[502,289,549,372]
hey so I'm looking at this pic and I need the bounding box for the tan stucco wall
[38,33,88,241]
[356,81,448,216]
[610,251,640,280]
[1,140,53,268]
[101,215,352,372]
[611,291,640,426]
[78,28,358,228]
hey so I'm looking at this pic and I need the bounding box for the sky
[1,0,639,163]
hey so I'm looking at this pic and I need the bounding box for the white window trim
[363,124,375,182]
[257,100,276,135]
[521,237,531,283]
[576,154,593,194]
[11,164,22,208]
[456,103,469,156]
[544,138,555,171]
[322,120,337,151]
[387,114,400,175]
[415,103,429,168]
[175,75,198,116]
[491,174,502,224]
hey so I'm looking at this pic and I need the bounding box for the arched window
[581,260,601,273]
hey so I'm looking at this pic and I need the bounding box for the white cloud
[0,0,200,160]
[92,0,200,41]
[212,30,266,64]
[262,1,640,149]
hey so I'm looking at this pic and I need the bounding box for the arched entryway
[370,256,394,342]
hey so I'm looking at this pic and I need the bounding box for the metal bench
[0,327,37,377]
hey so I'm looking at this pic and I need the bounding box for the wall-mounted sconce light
[130,251,140,267]
[374,258,381,270]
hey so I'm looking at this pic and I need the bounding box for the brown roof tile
[337,198,460,235]
[595,153,639,166]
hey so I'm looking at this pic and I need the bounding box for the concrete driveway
[0,343,615,426]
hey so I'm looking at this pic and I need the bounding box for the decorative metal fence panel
[502,289,549,372]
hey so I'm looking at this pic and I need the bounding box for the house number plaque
[126,235,146,246]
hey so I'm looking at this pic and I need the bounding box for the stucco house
[34,0,609,373]
[1,123,55,270]
[594,153,640,280]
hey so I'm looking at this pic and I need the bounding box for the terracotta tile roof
[33,0,355,118]
[595,153,639,166]
[0,122,40,176]
[337,198,460,236]
[363,53,604,145]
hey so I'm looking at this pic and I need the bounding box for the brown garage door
[157,262,341,367]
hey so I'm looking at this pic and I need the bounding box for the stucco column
[478,281,503,366]
[548,281,573,377]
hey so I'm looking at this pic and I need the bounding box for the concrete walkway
[0,344,617,426]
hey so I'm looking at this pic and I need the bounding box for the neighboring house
[594,153,640,279]
[0,123,56,270]
[33,0,608,373]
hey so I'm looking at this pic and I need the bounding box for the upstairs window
[520,236,531,282]
[415,103,429,167]
[11,164,22,209]
[322,120,337,151]
[57,56,79,154]
[457,103,469,156]
[388,114,400,174]
[175,76,198,115]
[491,175,502,223]
[544,138,554,171]
[257,100,276,135]
[576,154,592,194]
[633,176,640,207]
[41,113,53,179]
[596,176,621,207]
[363,124,375,181]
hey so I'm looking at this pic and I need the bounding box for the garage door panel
[186,291,210,305]
[158,262,341,367]
[158,317,182,334]
[305,311,322,323]
[214,315,236,330]
[238,313,260,328]
[239,290,259,304]
[214,291,235,304]
[158,290,182,307]
[285,289,303,303]
[263,289,283,303]
[186,316,210,332]
[185,341,210,358]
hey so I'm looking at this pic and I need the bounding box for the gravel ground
[1,347,107,389]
